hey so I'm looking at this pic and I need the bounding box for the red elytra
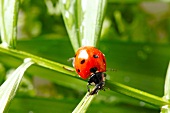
[74,46,106,79]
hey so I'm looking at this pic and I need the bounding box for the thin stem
[0,0,6,41]
[0,0,19,48]
[163,62,170,101]
[72,92,95,113]
[106,81,169,107]
[0,58,34,112]
[1,45,169,107]
[0,45,75,76]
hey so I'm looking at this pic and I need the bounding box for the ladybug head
[87,72,106,95]
[88,72,103,85]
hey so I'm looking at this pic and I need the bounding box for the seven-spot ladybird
[73,46,106,95]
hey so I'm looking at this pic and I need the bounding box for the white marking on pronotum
[78,50,88,59]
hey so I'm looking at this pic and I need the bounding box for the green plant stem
[59,0,80,52]
[163,62,170,101]
[72,92,96,113]
[0,45,75,76]
[106,81,169,107]
[0,58,34,112]
[0,0,19,48]
[0,45,169,107]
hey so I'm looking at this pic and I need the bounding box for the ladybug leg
[67,57,76,68]
[89,81,105,95]
[87,74,96,93]
[63,57,75,72]
[87,81,96,93]
[89,86,99,95]
[87,83,90,92]
[67,57,75,62]
[98,81,105,91]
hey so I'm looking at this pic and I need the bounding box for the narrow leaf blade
[161,62,170,113]
[0,0,19,48]
[0,58,34,112]
[72,92,95,113]
[77,0,107,47]
[163,62,170,101]
[60,0,80,52]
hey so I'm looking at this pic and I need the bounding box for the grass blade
[60,0,80,52]
[2,40,169,110]
[0,0,19,48]
[161,62,170,113]
[0,58,34,112]
[60,0,107,51]
[0,45,75,76]
[163,62,170,101]
[72,92,96,113]
[106,81,169,107]
[77,0,107,47]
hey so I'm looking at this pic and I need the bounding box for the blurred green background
[0,0,170,113]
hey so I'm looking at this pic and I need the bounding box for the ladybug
[73,46,106,95]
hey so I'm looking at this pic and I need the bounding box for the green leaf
[0,44,75,77]
[161,62,170,113]
[1,38,170,111]
[9,96,158,113]
[0,63,5,84]
[163,62,170,101]
[60,0,80,52]
[0,58,34,112]
[60,0,107,51]
[106,81,169,107]
[0,0,19,48]
[72,92,95,113]
[77,0,107,47]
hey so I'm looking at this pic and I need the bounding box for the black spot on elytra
[80,59,85,64]
[90,67,98,73]
[93,55,99,58]
[77,69,80,73]
[74,54,77,57]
